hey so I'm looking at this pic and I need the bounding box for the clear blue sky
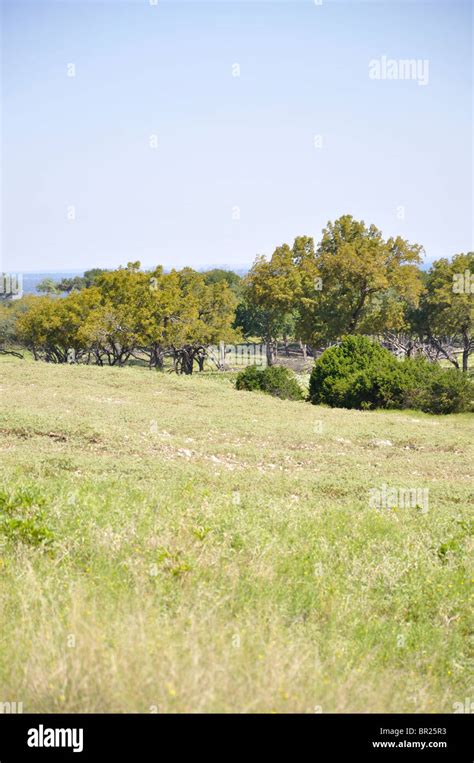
[1,0,472,273]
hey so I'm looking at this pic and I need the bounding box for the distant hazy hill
[20,272,83,295]
[19,267,249,296]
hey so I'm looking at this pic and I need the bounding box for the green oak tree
[414,252,473,372]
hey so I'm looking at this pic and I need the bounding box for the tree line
[1,215,473,374]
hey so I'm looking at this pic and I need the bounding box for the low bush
[236,365,304,401]
[418,364,473,414]
[309,335,473,414]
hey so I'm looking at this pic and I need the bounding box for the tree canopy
[5,217,473,373]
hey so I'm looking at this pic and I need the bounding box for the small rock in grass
[371,438,393,447]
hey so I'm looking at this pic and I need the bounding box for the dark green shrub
[235,364,263,392]
[236,364,304,401]
[309,336,473,414]
[309,336,400,409]
[420,365,473,414]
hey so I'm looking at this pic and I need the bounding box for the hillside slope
[0,359,472,712]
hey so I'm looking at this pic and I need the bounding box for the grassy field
[0,357,472,713]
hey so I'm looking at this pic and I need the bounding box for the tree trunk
[149,345,164,370]
[348,285,369,333]
[427,334,460,370]
[184,352,193,374]
[462,331,470,373]
[266,339,273,367]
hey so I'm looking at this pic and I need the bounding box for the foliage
[412,364,473,414]
[309,336,400,409]
[55,269,108,293]
[12,263,241,372]
[4,217,474,377]
[243,242,304,364]
[16,290,101,362]
[242,217,425,362]
[0,299,30,357]
[236,364,304,400]
[37,278,60,295]
[202,268,243,297]
[413,252,474,372]
[0,487,54,547]
[309,335,473,413]
[299,216,423,345]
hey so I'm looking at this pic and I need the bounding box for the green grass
[0,357,472,713]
